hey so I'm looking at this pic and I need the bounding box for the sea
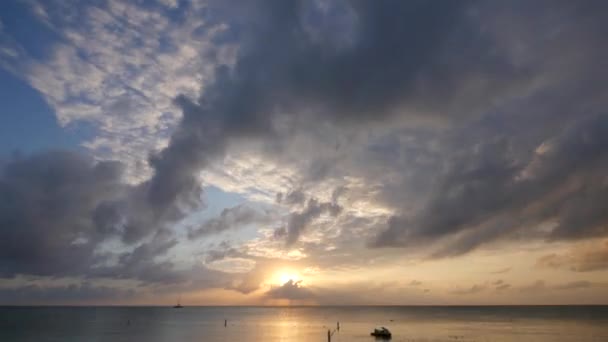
[1,306,607,341]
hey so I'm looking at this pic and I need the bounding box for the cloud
[537,254,571,270]
[536,241,608,272]
[517,280,605,294]
[141,0,543,248]
[0,151,125,278]
[140,0,608,257]
[188,204,274,239]
[490,280,511,291]
[206,257,256,274]
[489,267,512,274]
[92,230,184,284]
[276,188,306,206]
[223,260,283,295]
[283,198,342,245]
[2,0,608,304]
[0,150,224,286]
[265,279,314,300]
[7,0,607,254]
[373,113,608,255]
[450,284,486,295]
[158,0,179,9]
[553,281,592,291]
[495,283,511,291]
[2,0,236,182]
[202,241,242,263]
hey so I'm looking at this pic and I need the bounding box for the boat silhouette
[370,326,391,339]
[173,295,183,308]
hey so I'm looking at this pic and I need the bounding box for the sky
[0,0,607,306]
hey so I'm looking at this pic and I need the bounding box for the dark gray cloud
[0,151,212,285]
[373,113,608,255]
[203,241,243,263]
[188,204,274,239]
[0,151,125,278]
[152,0,608,253]
[275,187,345,245]
[147,0,542,248]
[363,1,608,254]
[201,0,485,121]
[93,230,184,284]
[283,198,342,245]
[276,188,306,206]
[265,279,314,300]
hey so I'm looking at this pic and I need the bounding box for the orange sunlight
[274,270,302,285]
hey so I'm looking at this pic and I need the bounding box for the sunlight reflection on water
[1,306,607,342]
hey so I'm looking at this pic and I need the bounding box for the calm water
[1,306,607,342]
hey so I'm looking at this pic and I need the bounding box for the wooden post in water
[327,329,331,342]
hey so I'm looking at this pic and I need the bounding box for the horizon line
[2,304,608,308]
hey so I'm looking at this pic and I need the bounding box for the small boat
[173,295,183,308]
[370,326,392,339]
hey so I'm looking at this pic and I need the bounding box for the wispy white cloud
[7,0,237,182]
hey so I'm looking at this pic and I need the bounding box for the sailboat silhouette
[173,295,183,308]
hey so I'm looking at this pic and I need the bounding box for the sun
[275,270,301,285]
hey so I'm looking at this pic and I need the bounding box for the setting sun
[276,270,301,285]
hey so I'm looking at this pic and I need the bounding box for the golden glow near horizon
[275,270,302,285]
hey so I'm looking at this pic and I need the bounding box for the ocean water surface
[1,306,607,342]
